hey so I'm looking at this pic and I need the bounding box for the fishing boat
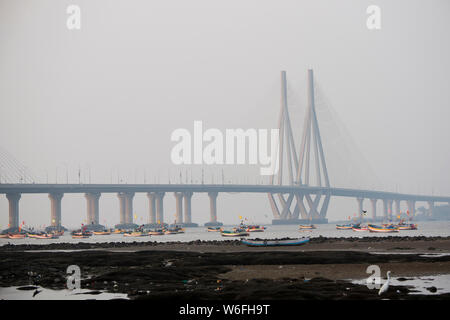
[148,229,165,235]
[164,229,179,235]
[242,238,310,247]
[71,229,92,238]
[123,231,147,237]
[0,234,9,239]
[28,232,56,239]
[352,224,368,232]
[246,225,266,232]
[50,230,64,237]
[368,224,399,233]
[221,228,249,237]
[299,224,316,230]
[8,233,27,239]
[207,226,222,232]
[336,224,353,230]
[396,223,418,230]
[93,230,111,235]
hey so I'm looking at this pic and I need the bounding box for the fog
[1,0,449,228]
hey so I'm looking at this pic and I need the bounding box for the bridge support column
[124,192,135,224]
[156,192,165,224]
[205,192,222,226]
[183,192,193,224]
[370,199,377,221]
[174,192,184,224]
[427,201,434,217]
[117,193,126,225]
[394,199,401,218]
[407,200,416,220]
[85,193,101,225]
[49,192,63,228]
[382,199,388,220]
[146,193,156,224]
[6,193,21,230]
[387,199,393,220]
[356,198,364,221]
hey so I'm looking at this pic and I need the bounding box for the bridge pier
[427,201,434,217]
[6,193,21,230]
[356,198,364,220]
[387,199,393,220]
[117,193,126,225]
[407,200,416,219]
[183,192,193,224]
[394,199,401,218]
[85,192,101,225]
[205,192,222,226]
[49,192,63,228]
[174,192,184,224]
[124,192,134,224]
[370,199,377,221]
[155,192,165,224]
[146,192,156,224]
[382,199,388,220]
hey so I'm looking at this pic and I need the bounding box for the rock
[427,286,437,293]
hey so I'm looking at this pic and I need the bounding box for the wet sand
[1,236,450,300]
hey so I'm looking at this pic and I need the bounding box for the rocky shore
[0,236,449,300]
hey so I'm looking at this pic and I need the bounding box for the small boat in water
[207,227,222,232]
[123,231,147,237]
[242,238,310,247]
[396,223,417,230]
[336,224,353,230]
[299,224,316,230]
[352,224,368,232]
[93,230,111,235]
[368,224,399,233]
[246,225,266,232]
[28,232,56,239]
[8,233,27,239]
[0,234,9,239]
[71,229,92,239]
[221,228,249,237]
[148,229,165,235]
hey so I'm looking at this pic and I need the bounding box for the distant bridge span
[1,183,449,230]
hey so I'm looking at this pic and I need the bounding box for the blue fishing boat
[241,238,310,247]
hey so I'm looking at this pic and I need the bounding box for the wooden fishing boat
[368,224,399,233]
[0,234,9,239]
[148,229,164,235]
[396,223,418,230]
[164,229,179,235]
[352,225,368,232]
[123,231,147,237]
[336,224,353,230]
[299,224,316,230]
[93,230,111,235]
[8,233,27,239]
[242,238,310,247]
[246,225,266,232]
[28,233,55,239]
[207,227,222,232]
[221,229,249,237]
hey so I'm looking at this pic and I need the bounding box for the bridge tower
[269,69,331,224]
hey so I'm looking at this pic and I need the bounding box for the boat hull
[242,238,310,247]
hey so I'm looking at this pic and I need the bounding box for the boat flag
[239,216,242,220]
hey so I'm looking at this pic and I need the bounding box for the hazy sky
[1,0,449,228]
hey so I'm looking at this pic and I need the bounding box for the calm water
[1,220,449,246]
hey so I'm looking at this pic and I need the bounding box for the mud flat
[1,237,450,300]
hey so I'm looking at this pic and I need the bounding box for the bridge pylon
[269,69,331,224]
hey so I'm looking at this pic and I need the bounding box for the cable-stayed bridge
[1,70,449,231]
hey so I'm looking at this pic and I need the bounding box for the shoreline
[1,236,450,300]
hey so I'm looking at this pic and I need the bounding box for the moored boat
[242,238,310,247]
[246,225,266,232]
[207,227,222,232]
[93,230,111,235]
[123,231,147,237]
[221,228,249,237]
[8,233,27,239]
[299,224,316,230]
[0,234,9,239]
[148,229,165,235]
[368,224,399,233]
[336,224,353,230]
[396,223,418,230]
